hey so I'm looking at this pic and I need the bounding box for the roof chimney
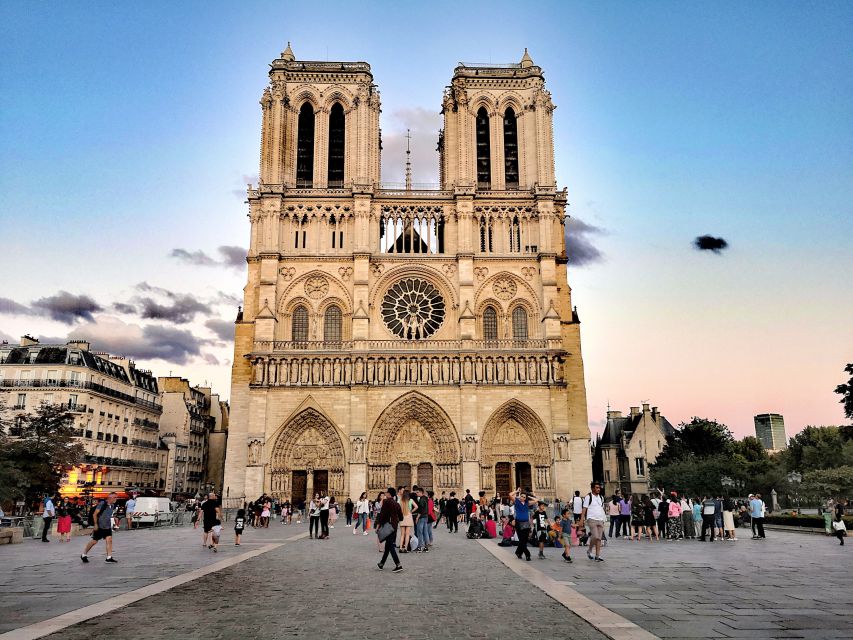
[630,406,640,417]
[652,406,659,419]
[20,335,39,346]
[642,403,650,413]
[607,410,622,419]
[67,340,90,351]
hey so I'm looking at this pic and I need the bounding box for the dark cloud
[205,319,234,342]
[168,246,246,269]
[31,291,102,324]
[137,294,210,324]
[694,235,729,254]
[0,297,34,316]
[564,217,605,266]
[218,245,246,268]
[213,291,241,307]
[170,248,217,266]
[112,302,137,314]
[68,317,210,365]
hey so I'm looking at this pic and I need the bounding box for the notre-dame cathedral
[222,44,591,505]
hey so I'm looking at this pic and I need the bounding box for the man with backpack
[579,482,606,562]
[81,492,118,563]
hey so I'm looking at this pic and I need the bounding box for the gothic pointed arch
[367,392,461,466]
[296,102,315,187]
[475,106,491,188]
[481,399,551,466]
[327,102,345,187]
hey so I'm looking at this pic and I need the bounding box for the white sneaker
[363,531,368,536]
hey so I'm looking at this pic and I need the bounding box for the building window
[511,307,528,341]
[296,102,315,187]
[475,107,491,188]
[43,393,53,405]
[604,470,610,482]
[323,305,342,343]
[381,278,445,340]
[635,457,645,477]
[292,306,309,343]
[483,306,498,342]
[503,107,519,188]
[16,393,26,409]
[479,216,493,253]
[509,216,521,252]
[327,102,345,187]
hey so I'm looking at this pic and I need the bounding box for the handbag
[377,522,394,542]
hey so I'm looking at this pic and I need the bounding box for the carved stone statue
[464,436,477,461]
[248,439,262,466]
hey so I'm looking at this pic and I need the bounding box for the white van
[131,497,174,525]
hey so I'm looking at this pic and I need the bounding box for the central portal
[366,391,462,493]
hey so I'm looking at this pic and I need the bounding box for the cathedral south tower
[223,45,591,505]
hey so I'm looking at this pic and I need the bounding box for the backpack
[87,501,104,527]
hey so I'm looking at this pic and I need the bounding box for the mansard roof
[597,412,676,447]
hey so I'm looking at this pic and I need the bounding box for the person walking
[41,494,56,543]
[376,488,404,572]
[436,492,447,529]
[446,491,460,533]
[344,497,354,527]
[580,482,607,562]
[558,508,573,562]
[234,508,246,545]
[464,489,475,524]
[200,492,222,552]
[398,489,415,553]
[512,488,535,561]
[81,492,118,563]
[750,493,766,539]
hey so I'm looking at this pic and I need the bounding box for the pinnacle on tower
[282,42,295,61]
[405,128,412,191]
[520,47,534,68]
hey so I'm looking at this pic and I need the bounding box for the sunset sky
[1,2,851,439]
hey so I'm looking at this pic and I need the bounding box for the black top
[445,498,459,516]
[201,499,220,525]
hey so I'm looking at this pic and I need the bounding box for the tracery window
[379,206,444,254]
[323,305,342,343]
[479,216,493,253]
[296,103,315,188]
[503,107,519,189]
[292,305,309,344]
[511,307,528,341]
[483,306,498,342]
[381,278,445,340]
[476,107,491,189]
[509,216,521,252]
[327,102,345,187]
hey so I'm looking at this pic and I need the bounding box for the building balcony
[66,403,87,413]
[0,379,162,412]
[131,438,159,449]
[252,338,557,355]
[133,417,160,431]
[83,455,159,470]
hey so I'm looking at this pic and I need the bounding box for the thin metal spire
[405,128,412,191]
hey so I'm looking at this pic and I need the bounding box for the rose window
[381,278,445,340]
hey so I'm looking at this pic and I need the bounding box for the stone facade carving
[222,48,592,505]
[248,439,263,466]
[304,276,329,299]
[492,276,517,301]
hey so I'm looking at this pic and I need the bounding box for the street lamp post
[786,471,802,515]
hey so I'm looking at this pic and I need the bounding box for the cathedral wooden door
[291,471,307,508]
[515,462,532,493]
[395,463,411,488]
[314,470,329,496]
[495,462,512,496]
[417,463,433,492]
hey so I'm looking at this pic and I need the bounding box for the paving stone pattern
[509,530,853,639]
[33,524,606,640]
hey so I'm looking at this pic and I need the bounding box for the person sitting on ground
[466,513,484,539]
[499,516,516,546]
[483,514,497,539]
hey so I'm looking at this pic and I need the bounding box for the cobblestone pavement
[4,522,850,639]
[500,528,853,639]
[4,522,606,639]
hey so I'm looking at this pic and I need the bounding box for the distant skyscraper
[754,414,787,451]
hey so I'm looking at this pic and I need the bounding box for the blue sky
[1,1,851,436]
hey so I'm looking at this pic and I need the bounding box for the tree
[731,436,768,463]
[0,402,84,505]
[802,466,853,500]
[782,425,850,472]
[654,417,734,467]
[835,363,853,421]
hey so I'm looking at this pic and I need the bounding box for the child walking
[832,513,847,546]
[235,508,246,546]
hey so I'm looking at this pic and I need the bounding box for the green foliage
[802,466,853,500]
[764,513,853,528]
[0,402,84,504]
[654,417,734,467]
[782,425,853,472]
[834,363,853,421]
[731,436,768,463]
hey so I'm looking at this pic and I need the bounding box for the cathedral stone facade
[222,44,592,505]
